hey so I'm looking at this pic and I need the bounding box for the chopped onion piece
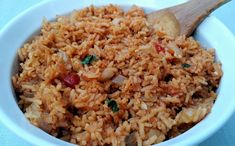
[112,75,127,85]
[101,67,117,80]
[167,42,182,57]
[112,18,122,25]
[57,50,68,62]
[140,102,148,110]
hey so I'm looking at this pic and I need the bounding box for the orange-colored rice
[12,5,222,146]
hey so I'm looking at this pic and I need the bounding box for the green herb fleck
[208,86,213,92]
[182,63,191,68]
[106,99,119,112]
[81,55,98,65]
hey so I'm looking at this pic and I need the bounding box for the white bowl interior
[0,0,235,146]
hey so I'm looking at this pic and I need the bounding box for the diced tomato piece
[155,43,165,53]
[62,73,80,88]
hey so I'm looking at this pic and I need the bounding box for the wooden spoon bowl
[147,0,225,37]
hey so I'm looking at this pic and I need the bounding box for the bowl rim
[1,0,235,146]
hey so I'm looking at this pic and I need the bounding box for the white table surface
[0,0,235,146]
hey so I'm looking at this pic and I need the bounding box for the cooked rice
[12,5,222,146]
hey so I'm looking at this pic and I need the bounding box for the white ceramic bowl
[1,0,235,146]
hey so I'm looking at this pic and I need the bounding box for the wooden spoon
[147,0,225,37]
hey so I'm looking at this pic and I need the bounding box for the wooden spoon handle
[168,0,225,36]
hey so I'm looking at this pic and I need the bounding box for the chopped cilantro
[106,99,119,112]
[182,63,191,68]
[81,55,98,65]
